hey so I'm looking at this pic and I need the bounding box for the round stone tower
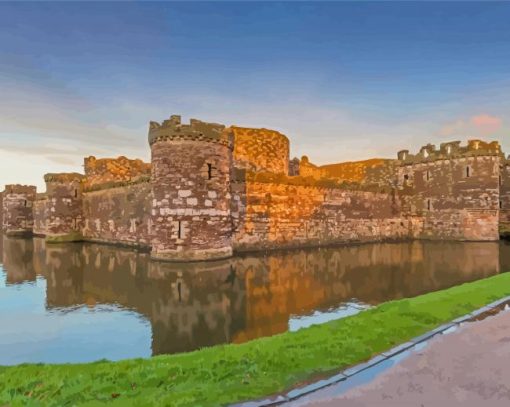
[148,115,234,261]
[43,173,84,242]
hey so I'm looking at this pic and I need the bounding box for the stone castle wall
[33,194,48,236]
[320,159,396,184]
[397,140,503,241]
[41,173,84,241]
[1,114,507,260]
[232,172,409,251]
[297,156,326,179]
[501,157,510,234]
[1,185,37,236]
[149,115,234,261]
[83,156,151,189]
[82,181,152,247]
[231,126,289,175]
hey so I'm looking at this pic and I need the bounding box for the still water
[1,235,509,365]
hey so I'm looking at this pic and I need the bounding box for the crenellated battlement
[3,113,508,259]
[398,139,503,163]
[4,184,37,196]
[148,115,232,147]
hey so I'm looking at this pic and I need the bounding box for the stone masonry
[0,114,508,262]
[1,185,36,236]
[149,115,234,261]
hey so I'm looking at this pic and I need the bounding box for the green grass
[2,272,510,407]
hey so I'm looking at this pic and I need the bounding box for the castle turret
[396,139,504,241]
[2,184,37,236]
[148,115,234,261]
[43,173,85,242]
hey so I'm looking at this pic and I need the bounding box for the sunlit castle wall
[83,155,151,189]
[397,140,503,241]
[231,126,289,175]
[231,170,409,252]
[1,184,37,236]
[149,115,234,261]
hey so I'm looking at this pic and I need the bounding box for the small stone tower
[148,115,234,261]
[43,173,84,242]
[2,184,37,236]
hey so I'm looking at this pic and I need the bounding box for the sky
[0,1,509,191]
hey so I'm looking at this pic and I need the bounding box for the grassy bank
[2,273,510,407]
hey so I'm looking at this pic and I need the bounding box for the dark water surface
[1,235,509,365]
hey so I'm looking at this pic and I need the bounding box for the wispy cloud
[439,114,506,144]
[470,114,503,134]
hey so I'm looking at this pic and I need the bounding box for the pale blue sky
[0,1,509,190]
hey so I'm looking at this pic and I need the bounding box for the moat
[1,235,509,365]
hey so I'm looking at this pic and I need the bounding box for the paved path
[289,310,510,407]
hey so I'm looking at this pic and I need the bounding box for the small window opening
[466,166,471,178]
[404,174,409,180]
[74,189,78,198]
[177,282,182,302]
[427,199,431,211]
[207,163,213,180]
[24,200,27,207]
[426,171,430,181]
[500,201,503,209]
[177,220,182,239]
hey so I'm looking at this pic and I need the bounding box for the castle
[1,114,509,262]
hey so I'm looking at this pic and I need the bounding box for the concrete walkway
[289,310,510,407]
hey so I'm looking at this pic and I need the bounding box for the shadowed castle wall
[41,173,84,242]
[397,140,502,241]
[501,157,510,236]
[1,185,37,236]
[82,181,152,247]
[33,194,48,236]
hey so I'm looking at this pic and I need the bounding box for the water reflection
[1,235,509,364]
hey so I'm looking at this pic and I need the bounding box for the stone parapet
[398,139,503,164]
[148,115,232,148]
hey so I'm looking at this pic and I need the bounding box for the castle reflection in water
[1,235,510,356]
